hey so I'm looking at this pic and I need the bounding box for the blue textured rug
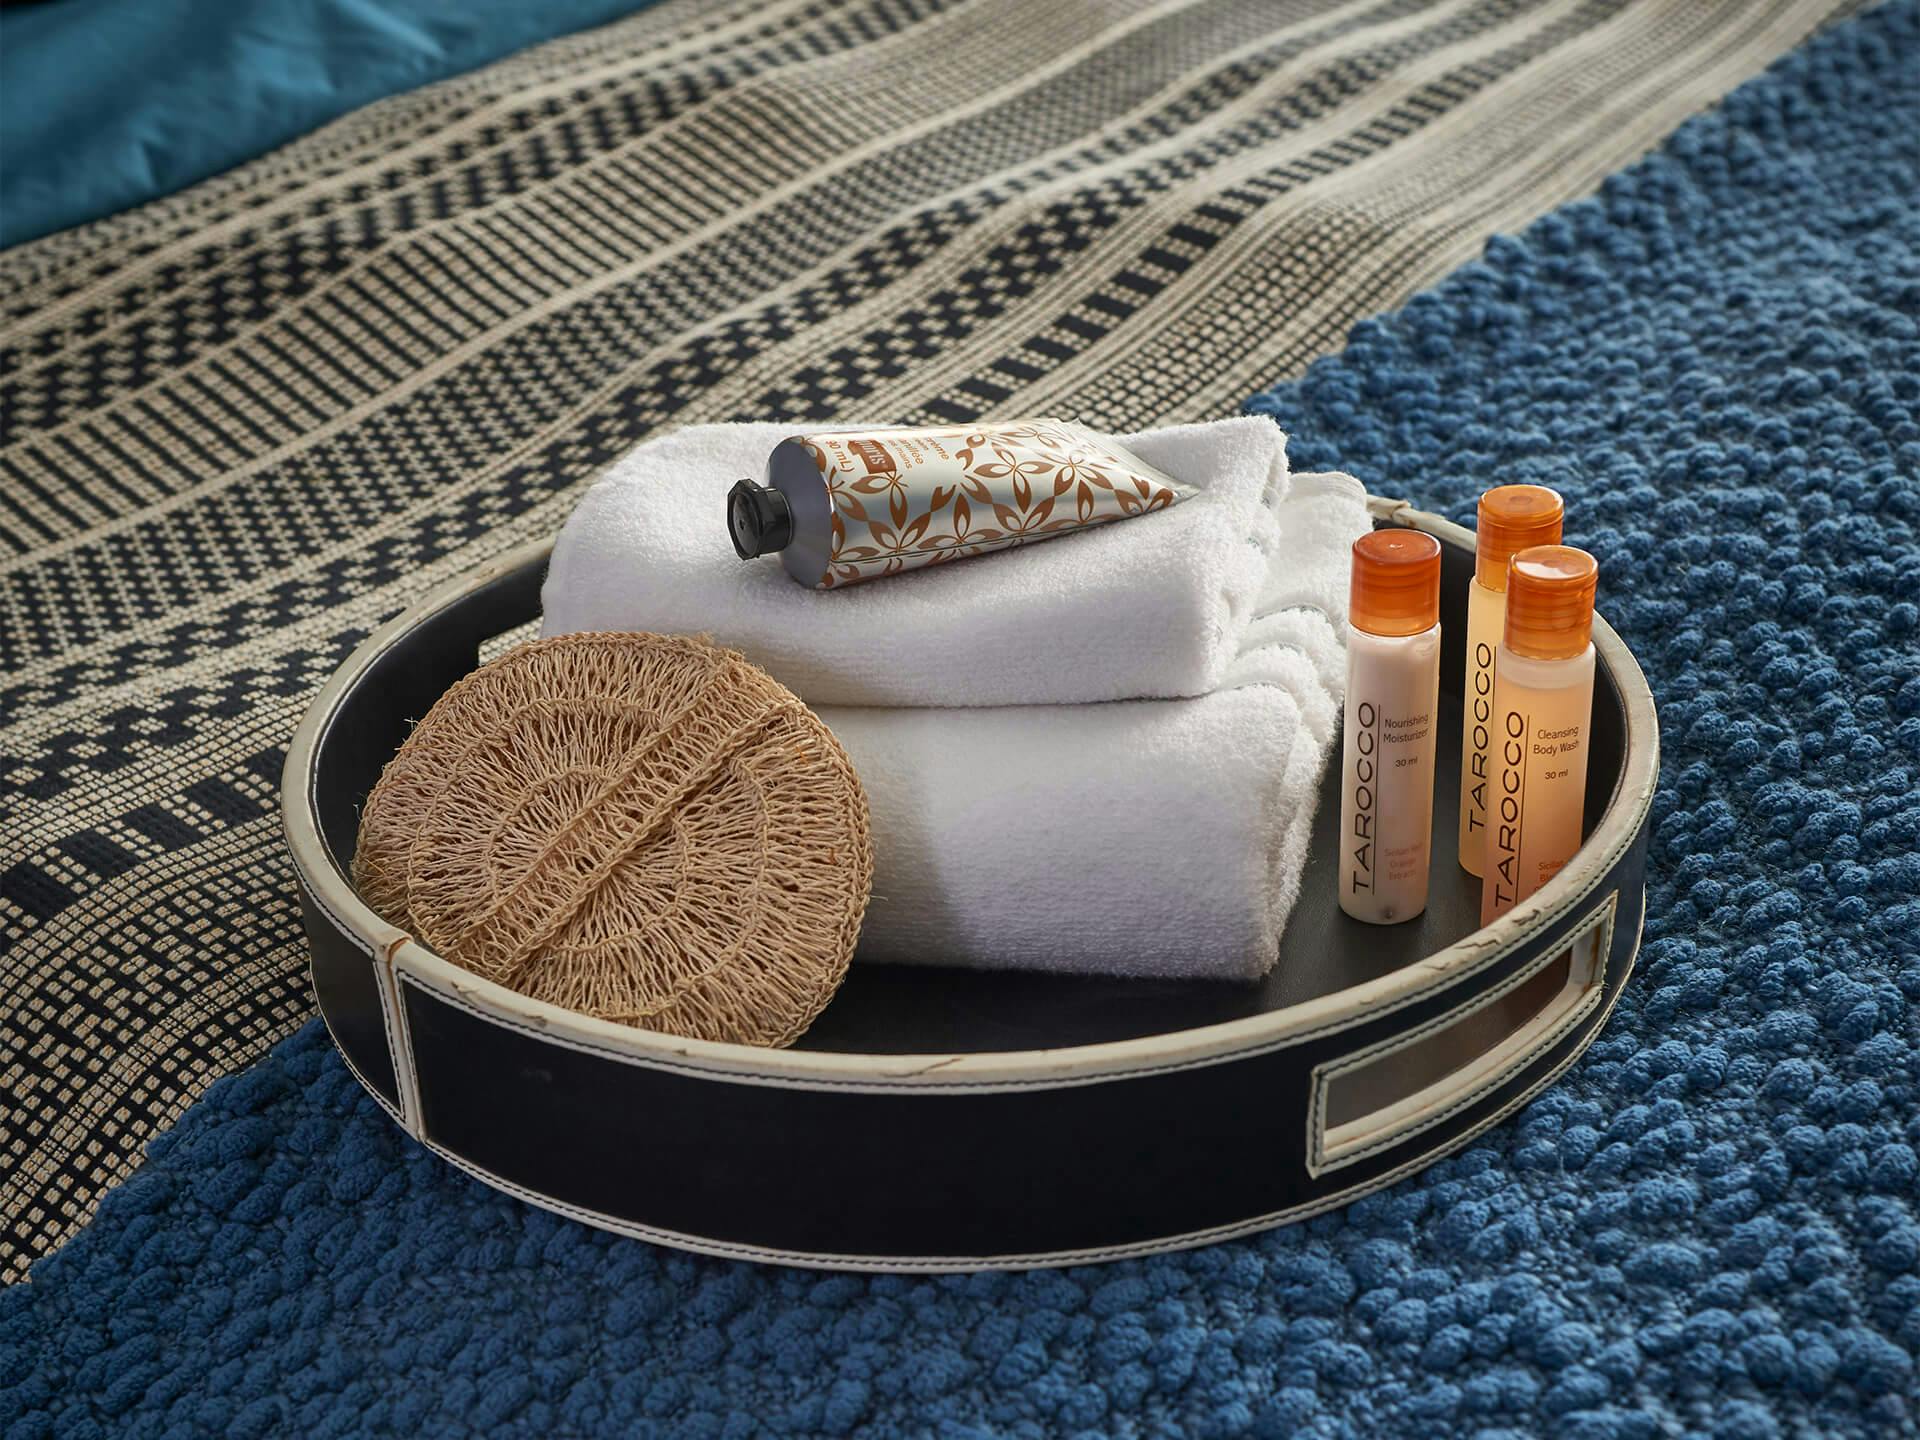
[6,3,1918,1435]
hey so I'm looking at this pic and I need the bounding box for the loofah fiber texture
[352,633,871,1048]
[6,5,1919,1435]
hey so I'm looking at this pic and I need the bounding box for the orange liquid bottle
[1458,485,1562,875]
[1481,546,1599,923]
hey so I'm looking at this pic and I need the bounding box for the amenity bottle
[1480,545,1599,923]
[1339,529,1442,925]
[1458,485,1563,875]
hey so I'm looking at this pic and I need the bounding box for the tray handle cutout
[1310,891,1617,1175]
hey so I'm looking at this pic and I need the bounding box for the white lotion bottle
[1458,485,1563,875]
[1481,545,1599,924]
[1339,529,1443,925]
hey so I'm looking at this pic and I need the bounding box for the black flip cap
[728,479,793,559]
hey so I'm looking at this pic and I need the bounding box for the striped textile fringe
[0,0,1853,1278]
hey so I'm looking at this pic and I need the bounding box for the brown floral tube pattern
[730,421,1194,589]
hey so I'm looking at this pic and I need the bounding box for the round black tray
[282,496,1657,1270]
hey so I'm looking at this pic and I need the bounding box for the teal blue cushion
[0,0,659,249]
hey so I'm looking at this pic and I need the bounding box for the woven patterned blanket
[6,8,1915,1435]
[0,0,1852,1279]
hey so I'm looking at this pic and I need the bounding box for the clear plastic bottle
[1458,485,1562,876]
[1481,546,1599,924]
[1339,529,1442,925]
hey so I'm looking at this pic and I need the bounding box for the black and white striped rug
[0,0,1853,1278]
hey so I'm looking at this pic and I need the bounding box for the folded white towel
[540,419,1373,977]
[825,650,1325,980]
[1228,469,1381,710]
[821,474,1366,977]
[541,417,1329,708]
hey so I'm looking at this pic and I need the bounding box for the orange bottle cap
[1504,545,1598,659]
[1349,528,1441,638]
[1475,484,1564,589]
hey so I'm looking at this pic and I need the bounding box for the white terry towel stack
[541,419,1371,980]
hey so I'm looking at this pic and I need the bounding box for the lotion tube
[727,420,1191,589]
[1458,485,1563,875]
[1339,530,1442,925]
[1481,546,1599,924]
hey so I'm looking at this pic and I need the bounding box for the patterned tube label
[785,420,1194,589]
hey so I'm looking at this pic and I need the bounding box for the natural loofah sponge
[353,632,871,1047]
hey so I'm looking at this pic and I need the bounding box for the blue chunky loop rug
[6,3,1919,1436]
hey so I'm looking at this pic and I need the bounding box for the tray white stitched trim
[1305,890,1618,1177]
[388,871,1637,1095]
[399,953,1635,1273]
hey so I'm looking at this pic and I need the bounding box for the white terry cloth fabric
[1227,469,1379,721]
[821,472,1368,978]
[824,650,1327,980]
[541,417,1367,708]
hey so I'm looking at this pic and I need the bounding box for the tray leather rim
[282,496,1659,1091]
